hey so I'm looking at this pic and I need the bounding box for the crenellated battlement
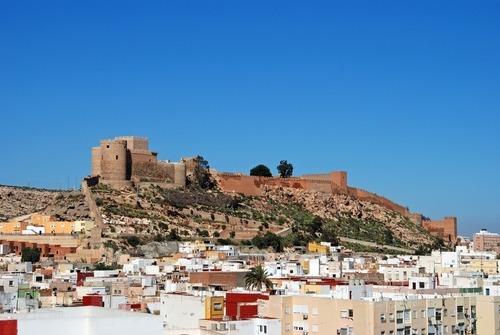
[91,136,186,188]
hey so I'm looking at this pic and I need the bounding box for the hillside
[0,185,91,222]
[0,183,442,254]
[90,183,441,253]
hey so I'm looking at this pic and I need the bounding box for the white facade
[308,258,320,276]
[265,260,304,277]
[23,225,45,234]
[0,306,162,335]
[199,317,282,335]
[160,292,207,330]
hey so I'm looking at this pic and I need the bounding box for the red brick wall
[189,271,247,289]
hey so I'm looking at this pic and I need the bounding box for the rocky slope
[0,185,91,222]
[0,183,439,253]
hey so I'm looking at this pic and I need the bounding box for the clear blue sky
[1,1,499,238]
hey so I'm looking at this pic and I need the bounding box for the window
[419,282,425,288]
[435,309,442,321]
[389,313,395,322]
[312,324,319,333]
[214,302,222,311]
[396,311,403,324]
[404,310,410,324]
[348,309,354,318]
[285,306,291,315]
[293,322,308,332]
[312,307,319,315]
[421,310,425,318]
[381,313,386,323]
[285,323,291,331]
[413,310,417,319]
[293,305,308,315]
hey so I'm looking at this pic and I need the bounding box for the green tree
[191,155,216,189]
[21,247,41,263]
[244,264,273,291]
[168,228,181,241]
[198,229,210,237]
[126,235,141,247]
[310,216,324,238]
[277,160,293,178]
[250,164,272,177]
[251,231,283,252]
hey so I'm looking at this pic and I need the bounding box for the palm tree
[244,264,273,291]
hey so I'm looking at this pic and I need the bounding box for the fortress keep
[91,136,187,188]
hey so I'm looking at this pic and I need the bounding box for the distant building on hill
[473,228,500,253]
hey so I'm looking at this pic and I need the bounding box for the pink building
[473,229,500,253]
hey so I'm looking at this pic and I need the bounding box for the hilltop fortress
[91,136,188,188]
[90,136,457,242]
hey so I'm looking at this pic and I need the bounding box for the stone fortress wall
[218,171,457,242]
[90,136,457,242]
[91,136,187,188]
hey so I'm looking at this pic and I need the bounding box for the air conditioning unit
[303,314,308,320]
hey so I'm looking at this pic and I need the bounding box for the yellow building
[30,213,55,225]
[205,296,225,319]
[74,220,95,234]
[467,259,499,275]
[40,221,75,234]
[307,241,329,254]
[0,221,28,234]
[30,214,77,234]
[195,240,215,252]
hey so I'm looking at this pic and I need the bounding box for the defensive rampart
[217,171,457,241]
[421,216,457,242]
[219,172,408,217]
[82,177,103,248]
[347,187,409,216]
